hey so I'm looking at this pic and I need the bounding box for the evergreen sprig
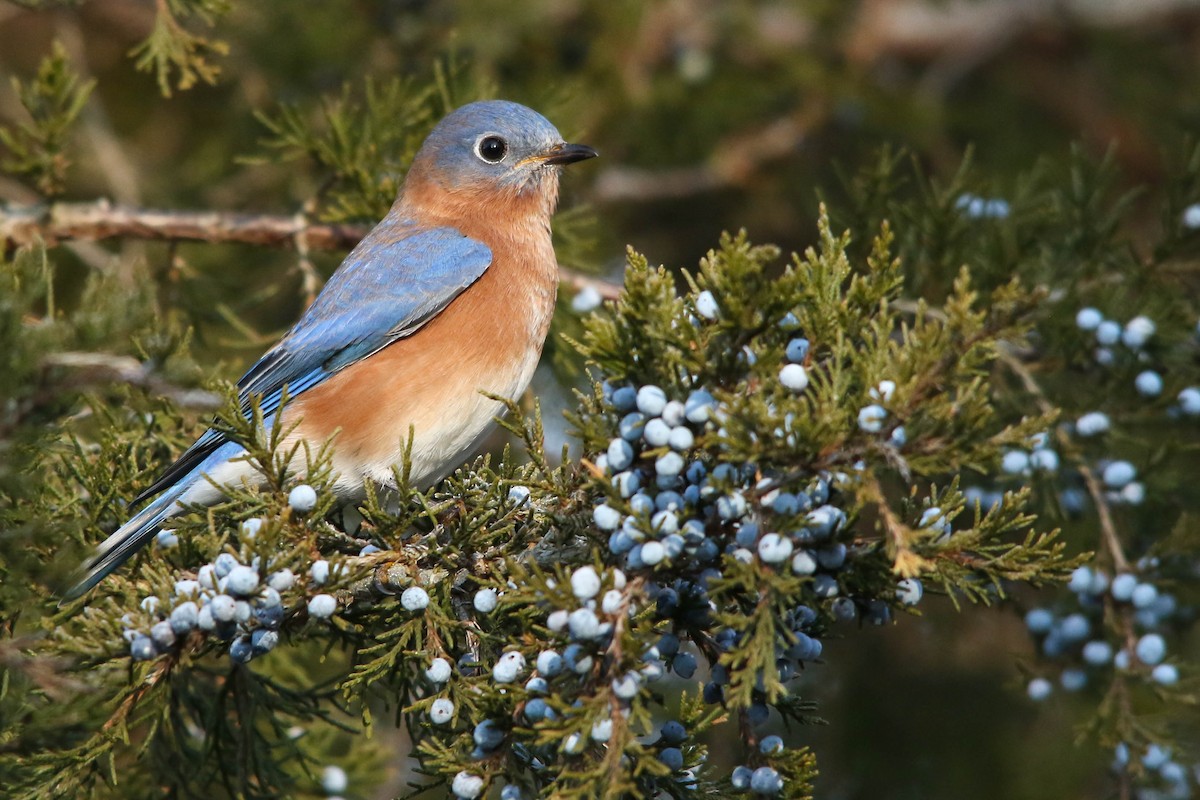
[251,65,483,223]
[2,133,1198,797]
[0,43,94,196]
[129,0,232,97]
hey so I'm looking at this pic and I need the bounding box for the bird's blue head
[407,100,596,203]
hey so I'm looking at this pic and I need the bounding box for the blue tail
[63,440,246,600]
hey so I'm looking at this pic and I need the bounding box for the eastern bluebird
[65,100,596,599]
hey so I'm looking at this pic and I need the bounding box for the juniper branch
[996,345,1129,573]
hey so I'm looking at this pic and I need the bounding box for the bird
[64,100,597,599]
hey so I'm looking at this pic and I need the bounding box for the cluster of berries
[1023,564,1183,700]
[1112,741,1195,800]
[592,379,907,612]
[1074,307,1199,416]
[123,486,340,664]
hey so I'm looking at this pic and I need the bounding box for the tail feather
[62,440,250,601]
[62,488,182,601]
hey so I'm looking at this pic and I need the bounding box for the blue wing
[133,221,492,504]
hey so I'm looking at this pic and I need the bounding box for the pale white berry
[779,364,809,392]
[570,566,602,599]
[429,697,455,725]
[288,484,318,513]
[401,586,430,611]
[307,593,337,619]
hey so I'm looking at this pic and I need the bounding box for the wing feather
[133,222,491,504]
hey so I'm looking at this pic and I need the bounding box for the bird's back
[280,188,560,493]
[64,99,593,599]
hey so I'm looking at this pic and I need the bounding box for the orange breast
[279,207,558,490]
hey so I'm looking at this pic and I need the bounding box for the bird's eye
[475,135,508,164]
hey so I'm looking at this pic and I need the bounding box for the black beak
[541,142,599,166]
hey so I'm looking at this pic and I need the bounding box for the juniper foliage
[1,207,1102,799]
[249,66,477,224]
[0,43,94,197]
[1,13,1200,800]
[130,0,232,97]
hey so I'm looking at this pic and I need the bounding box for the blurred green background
[3,1,1199,797]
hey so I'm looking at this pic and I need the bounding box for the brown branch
[996,345,1129,573]
[861,471,932,577]
[290,209,321,307]
[846,0,1200,64]
[0,350,218,441]
[591,106,825,203]
[562,268,622,302]
[41,351,220,409]
[0,200,624,300]
[0,636,88,702]
[102,656,172,733]
[0,201,366,251]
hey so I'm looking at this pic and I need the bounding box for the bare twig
[41,351,220,409]
[102,656,171,733]
[560,268,622,302]
[996,346,1129,573]
[0,200,625,299]
[0,636,88,701]
[847,0,1200,64]
[0,350,217,441]
[592,107,824,203]
[861,471,932,577]
[291,209,321,307]
[0,201,366,251]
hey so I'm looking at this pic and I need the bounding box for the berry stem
[997,348,1129,573]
